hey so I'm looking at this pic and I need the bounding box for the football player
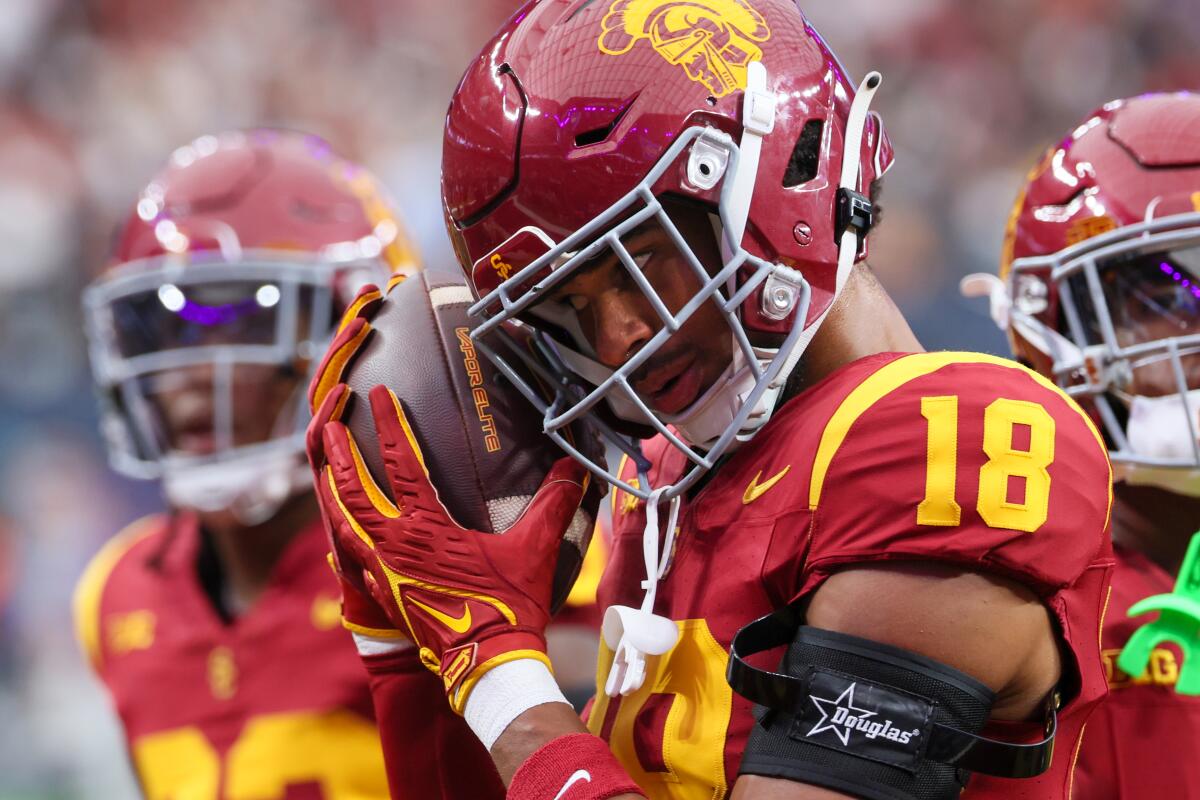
[74,129,503,799]
[307,2,1115,799]
[963,92,1200,798]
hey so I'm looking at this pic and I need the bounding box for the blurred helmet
[963,93,1200,495]
[84,129,417,522]
[442,0,893,499]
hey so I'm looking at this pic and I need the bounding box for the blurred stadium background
[0,0,1195,795]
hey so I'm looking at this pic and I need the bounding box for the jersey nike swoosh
[406,596,472,634]
[743,465,792,505]
[552,770,592,800]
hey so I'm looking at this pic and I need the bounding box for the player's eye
[1154,285,1200,321]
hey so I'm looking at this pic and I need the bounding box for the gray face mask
[965,213,1200,494]
[83,253,386,517]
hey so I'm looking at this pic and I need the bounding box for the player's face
[150,364,301,456]
[112,278,311,457]
[1096,247,1200,396]
[105,277,316,455]
[547,204,733,415]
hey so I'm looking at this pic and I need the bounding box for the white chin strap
[689,69,884,448]
[163,445,310,525]
[783,72,883,359]
[721,61,776,259]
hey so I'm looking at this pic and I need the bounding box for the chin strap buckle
[836,187,875,247]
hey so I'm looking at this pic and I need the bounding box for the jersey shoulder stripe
[808,351,1111,511]
[72,515,163,672]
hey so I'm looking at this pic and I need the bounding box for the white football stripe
[430,285,475,308]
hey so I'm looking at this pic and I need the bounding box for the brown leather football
[343,270,600,612]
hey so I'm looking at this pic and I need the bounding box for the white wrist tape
[463,658,571,750]
[351,631,413,658]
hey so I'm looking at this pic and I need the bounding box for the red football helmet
[84,129,417,521]
[963,93,1200,495]
[442,0,893,499]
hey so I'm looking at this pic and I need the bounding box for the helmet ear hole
[782,119,825,188]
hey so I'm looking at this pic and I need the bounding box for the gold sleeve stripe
[809,352,1112,516]
[72,516,160,672]
[1067,722,1088,800]
[1098,583,1113,649]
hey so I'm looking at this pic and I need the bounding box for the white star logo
[807,682,876,746]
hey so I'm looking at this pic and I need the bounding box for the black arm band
[729,608,1056,800]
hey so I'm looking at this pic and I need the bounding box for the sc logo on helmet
[598,0,772,98]
[490,253,513,279]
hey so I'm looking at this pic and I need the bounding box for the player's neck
[195,492,320,619]
[788,265,924,394]
[1111,484,1200,576]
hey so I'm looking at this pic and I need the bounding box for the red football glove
[311,380,588,713]
[307,285,412,644]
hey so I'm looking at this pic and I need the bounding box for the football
[342,269,601,612]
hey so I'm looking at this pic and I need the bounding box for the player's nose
[150,363,216,396]
[592,291,655,370]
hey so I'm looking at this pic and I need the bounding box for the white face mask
[1120,390,1200,496]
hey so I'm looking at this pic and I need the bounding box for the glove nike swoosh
[407,596,473,634]
[552,770,592,800]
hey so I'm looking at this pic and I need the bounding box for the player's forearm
[490,702,589,782]
[733,775,856,799]
[491,704,645,799]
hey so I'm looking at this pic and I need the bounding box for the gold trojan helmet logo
[598,0,772,98]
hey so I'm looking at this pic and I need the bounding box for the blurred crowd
[0,0,1195,796]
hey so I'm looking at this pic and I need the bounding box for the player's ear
[869,177,885,228]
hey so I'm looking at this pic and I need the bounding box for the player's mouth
[173,419,217,455]
[164,398,218,455]
[635,351,705,415]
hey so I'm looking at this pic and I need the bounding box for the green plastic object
[1117,531,1200,695]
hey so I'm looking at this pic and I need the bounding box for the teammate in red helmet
[309,2,1115,798]
[74,129,503,799]
[964,91,1200,799]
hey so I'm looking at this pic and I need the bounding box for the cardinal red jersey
[72,513,388,798]
[1073,542,1200,799]
[590,351,1114,800]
